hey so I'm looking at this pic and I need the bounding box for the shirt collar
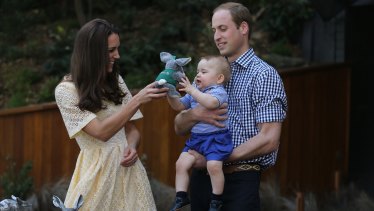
[231,48,255,69]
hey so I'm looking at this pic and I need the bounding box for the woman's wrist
[129,95,141,108]
[128,142,138,149]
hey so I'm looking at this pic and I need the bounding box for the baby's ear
[217,74,225,84]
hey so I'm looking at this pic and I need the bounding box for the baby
[167,55,233,211]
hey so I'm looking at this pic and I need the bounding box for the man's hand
[194,103,228,128]
[174,103,228,135]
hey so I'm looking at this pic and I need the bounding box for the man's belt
[222,164,261,174]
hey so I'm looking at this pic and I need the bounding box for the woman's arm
[124,121,141,149]
[121,122,141,167]
[83,82,168,141]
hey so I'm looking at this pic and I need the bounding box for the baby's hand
[178,77,194,94]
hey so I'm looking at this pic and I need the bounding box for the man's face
[212,9,248,62]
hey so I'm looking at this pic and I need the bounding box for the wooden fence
[0,63,350,195]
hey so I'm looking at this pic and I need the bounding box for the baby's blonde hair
[200,55,231,84]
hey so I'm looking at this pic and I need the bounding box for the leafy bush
[37,76,61,103]
[0,157,33,200]
[0,0,312,108]
[259,0,314,44]
[3,62,42,108]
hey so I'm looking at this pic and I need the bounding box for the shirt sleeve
[55,82,97,139]
[179,94,193,109]
[206,86,228,107]
[253,68,288,123]
[118,75,143,121]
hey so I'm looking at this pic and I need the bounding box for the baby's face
[195,59,222,90]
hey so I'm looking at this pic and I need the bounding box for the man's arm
[189,122,282,168]
[174,109,198,135]
[226,122,282,163]
[174,104,228,136]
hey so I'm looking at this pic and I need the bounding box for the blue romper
[180,85,233,161]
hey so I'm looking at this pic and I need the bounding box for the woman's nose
[114,50,120,59]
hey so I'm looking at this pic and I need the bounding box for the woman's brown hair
[69,18,126,113]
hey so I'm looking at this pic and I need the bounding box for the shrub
[0,157,33,200]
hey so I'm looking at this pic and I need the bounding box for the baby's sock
[176,191,188,199]
[211,193,222,201]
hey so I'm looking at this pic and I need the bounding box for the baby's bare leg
[207,160,224,194]
[175,152,196,192]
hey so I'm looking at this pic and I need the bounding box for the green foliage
[270,38,293,56]
[0,0,48,43]
[0,45,24,61]
[259,0,314,43]
[37,76,61,103]
[42,22,77,77]
[0,157,33,199]
[6,92,28,108]
[3,63,42,108]
[122,68,155,89]
[0,0,313,108]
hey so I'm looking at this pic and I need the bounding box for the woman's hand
[133,82,168,104]
[120,145,138,167]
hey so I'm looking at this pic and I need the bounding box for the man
[174,2,288,211]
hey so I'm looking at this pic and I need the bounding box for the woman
[55,18,167,210]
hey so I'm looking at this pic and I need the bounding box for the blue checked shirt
[226,48,288,169]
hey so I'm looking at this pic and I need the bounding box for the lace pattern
[55,77,155,210]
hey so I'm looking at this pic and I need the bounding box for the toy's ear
[52,195,65,208]
[160,52,174,63]
[175,57,192,67]
[74,195,84,210]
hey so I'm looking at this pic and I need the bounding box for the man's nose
[214,31,221,41]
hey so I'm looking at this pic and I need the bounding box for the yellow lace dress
[55,76,156,211]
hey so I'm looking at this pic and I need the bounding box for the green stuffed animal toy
[155,52,191,98]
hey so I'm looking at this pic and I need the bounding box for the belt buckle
[237,164,261,171]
